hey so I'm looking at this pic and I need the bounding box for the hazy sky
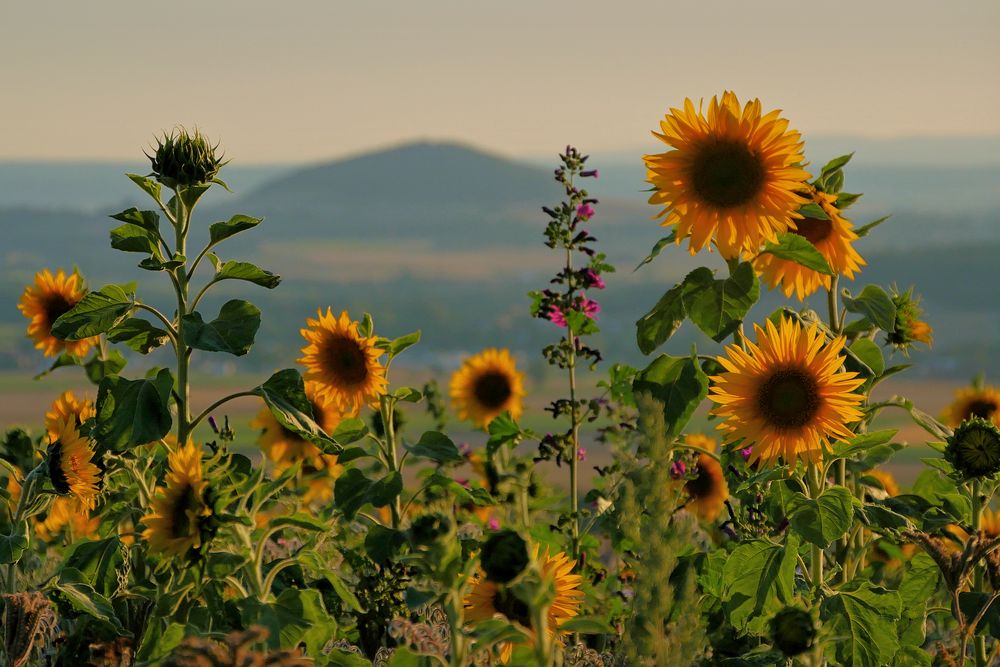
[3,0,998,163]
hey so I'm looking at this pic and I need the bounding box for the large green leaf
[821,581,902,667]
[50,284,135,340]
[53,567,125,634]
[209,214,262,245]
[632,352,709,440]
[760,234,834,275]
[110,223,160,255]
[84,349,128,383]
[406,431,463,464]
[251,369,336,450]
[110,207,159,232]
[0,533,28,564]
[720,536,798,633]
[681,262,759,342]
[786,486,854,548]
[239,588,333,653]
[334,468,402,520]
[108,317,171,354]
[182,299,261,356]
[210,256,281,289]
[635,283,685,355]
[94,368,173,450]
[844,285,896,332]
[60,537,124,597]
[897,553,939,646]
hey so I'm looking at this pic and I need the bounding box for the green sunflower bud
[148,128,225,187]
[480,529,529,583]
[770,606,815,657]
[408,512,451,546]
[945,417,1000,480]
[886,286,933,354]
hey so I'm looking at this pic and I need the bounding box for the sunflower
[450,348,525,428]
[864,469,900,498]
[17,268,97,358]
[708,318,865,467]
[299,309,387,415]
[644,92,811,259]
[465,547,584,663]
[299,455,343,506]
[982,508,1000,538]
[252,384,342,468]
[141,441,213,556]
[35,496,100,543]
[682,434,728,522]
[45,390,95,441]
[887,287,932,355]
[754,189,865,300]
[47,418,101,511]
[943,384,1000,428]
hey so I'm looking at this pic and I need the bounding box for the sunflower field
[4,93,1000,667]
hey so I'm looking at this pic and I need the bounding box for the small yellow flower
[47,418,101,511]
[18,268,97,358]
[141,442,212,557]
[45,390,95,442]
[450,348,525,428]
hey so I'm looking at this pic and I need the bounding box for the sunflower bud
[945,417,1000,480]
[770,606,815,657]
[408,512,452,546]
[887,287,933,354]
[148,128,225,187]
[480,529,529,583]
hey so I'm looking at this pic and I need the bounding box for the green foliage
[182,299,261,356]
[94,368,174,449]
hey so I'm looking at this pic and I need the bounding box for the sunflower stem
[172,187,192,446]
[826,276,841,334]
[971,479,988,666]
[3,465,42,594]
[380,394,403,529]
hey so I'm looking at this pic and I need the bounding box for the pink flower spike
[547,305,568,328]
[487,517,500,530]
[584,269,605,290]
[582,299,601,320]
[581,169,599,178]
[669,460,686,479]
[576,203,596,220]
[577,447,586,461]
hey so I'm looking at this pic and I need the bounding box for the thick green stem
[173,189,191,444]
[4,467,41,593]
[971,480,988,666]
[827,277,841,334]
[564,246,581,561]
[380,395,403,529]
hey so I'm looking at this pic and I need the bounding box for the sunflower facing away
[644,92,811,259]
[754,189,866,300]
[682,434,729,522]
[18,268,97,358]
[299,309,388,415]
[944,384,1000,428]
[141,441,213,557]
[465,547,584,663]
[252,384,343,468]
[35,496,100,543]
[708,318,865,467]
[450,348,525,428]
[45,390,95,441]
[47,418,101,511]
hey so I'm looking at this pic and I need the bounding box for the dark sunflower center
[46,442,70,494]
[44,294,75,325]
[685,460,716,499]
[322,335,368,385]
[170,483,200,538]
[967,400,998,421]
[493,589,532,628]
[690,139,766,208]
[473,372,512,410]
[791,217,833,245]
[757,368,821,429]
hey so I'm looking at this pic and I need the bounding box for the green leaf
[389,331,421,358]
[786,486,854,548]
[393,386,423,402]
[110,207,159,232]
[126,174,162,203]
[269,513,329,532]
[135,622,185,663]
[0,533,28,564]
[50,284,135,340]
[835,191,863,210]
[834,429,898,457]
[720,536,798,633]
[326,648,373,667]
[820,152,854,179]
[848,338,884,377]
[821,582,901,667]
[34,352,80,379]
[110,223,160,255]
[682,262,759,342]
[211,257,281,289]
[365,523,407,564]
[760,234,834,275]
[331,417,368,445]
[60,537,124,597]
[798,202,829,220]
[856,215,890,238]
[84,348,128,383]
[898,553,939,646]
[53,567,125,633]
[108,317,170,354]
[406,431,463,464]
[634,231,677,271]
[252,369,337,451]
[334,468,375,520]
[182,299,261,356]
[209,214,262,245]
[843,285,896,332]
[94,368,173,449]
[559,616,614,634]
[370,472,403,507]
[636,283,685,355]
[632,352,709,440]
[239,588,333,652]
[323,570,366,614]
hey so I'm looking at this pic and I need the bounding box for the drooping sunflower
[141,441,213,557]
[252,384,342,468]
[299,309,387,415]
[465,547,584,663]
[450,348,525,428]
[644,92,811,259]
[47,418,101,511]
[943,384,1000,428]
[45,390,95,441]
[35,496,100,542]
[17,268,97,358]
[754,189,866,300]
[708,318,865,467]
[682,434,728,522]
[887,287,932,355]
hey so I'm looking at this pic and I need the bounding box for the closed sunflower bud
[148,128,225,187]
[945,417,1000,480]
[480,529,529,583]
[770,606,815,657]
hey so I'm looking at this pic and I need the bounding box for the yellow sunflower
[755,189,866,300]
[299,455,343,506]
[465,547,584,663]
[708,318,865,467]
[450,348,525,428]
[17,268,97,358]
[682,434,728,522]
[47,418,101,511]
[644,92,811,259]
[299,309,388,415]
[944,385,1000,428]
[45,390,95,441]
[141,441,212,556]
[35,496,100,543]
[864,469,900,498]
[252,384,343,468]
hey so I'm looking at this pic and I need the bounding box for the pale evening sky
[2,0,998,163]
